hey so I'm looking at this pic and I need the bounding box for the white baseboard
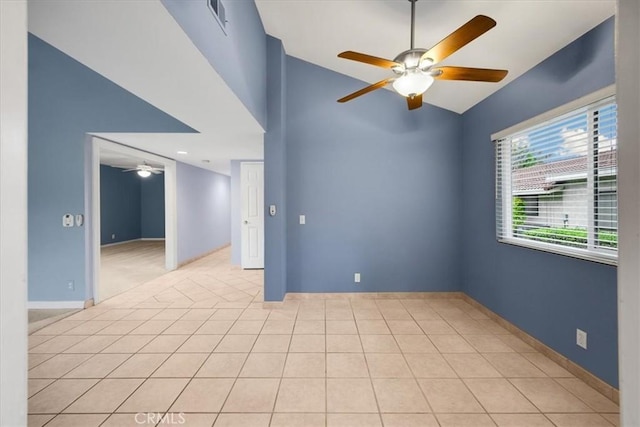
[101,238,165,248]
[28,301,86,309]
[101,238,139,248]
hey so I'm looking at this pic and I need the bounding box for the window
[495,90,617,264]
[208,0,227,32]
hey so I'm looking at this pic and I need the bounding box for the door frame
[89,136,178,303]
[240,161,264,269]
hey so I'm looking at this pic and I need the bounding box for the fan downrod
[409,0,417,50]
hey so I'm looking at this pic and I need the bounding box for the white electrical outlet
[576,329,587,349]
[67,280,74,291]
[354,273,361,283]
[299,215,306,225]
[111,234,116,240]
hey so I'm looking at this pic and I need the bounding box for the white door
[241,162,264,269]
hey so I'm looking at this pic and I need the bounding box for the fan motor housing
[392,49,433,73]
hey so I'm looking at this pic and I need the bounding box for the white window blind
[495,95,617,264]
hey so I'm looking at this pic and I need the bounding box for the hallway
[27,248,619,427]
[100,240,168,302]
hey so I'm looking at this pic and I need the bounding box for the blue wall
[176,162,231,264]
[100,165,141,244]
[283,56,463,293]
[141,173,166,238]
[263,36,288,301]
[461,18,617,387]
[28,34,194,301]
[161,0,267,129]
[100,165,165,245]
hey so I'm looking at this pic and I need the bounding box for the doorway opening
[90,137,178,303]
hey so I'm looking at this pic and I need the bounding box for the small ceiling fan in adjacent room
[337,0,508,110]
[122,162,163,178]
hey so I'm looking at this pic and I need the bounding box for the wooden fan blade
[407,94,423,110]
[337,78,393,103]
[421,15,496,65]
[338,51,401,69]
[433,66,508,82]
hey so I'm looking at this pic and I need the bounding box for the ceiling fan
[122,162,163,178]
[337,0,508,110]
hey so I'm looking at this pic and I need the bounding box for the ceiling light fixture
[392,70,434,98]
[177,151,188,155]
[137,170,151,178]
[336,0,508,110]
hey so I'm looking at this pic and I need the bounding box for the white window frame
[494,85,617,266]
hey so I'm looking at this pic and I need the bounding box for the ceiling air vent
[208,0,227,33]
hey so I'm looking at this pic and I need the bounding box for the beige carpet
[100,240,166,301]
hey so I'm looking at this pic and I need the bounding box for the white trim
[492,85,616,141]
[100,239,138,248]
[164,161,178,271]
[499,237,617,266]
[27,301,86,309]
[616,0,640,423]
[0,2,28,425]
[91,137,101,303]
[100,237,166,248]
[207,0,227,34]
[90,137,177,304]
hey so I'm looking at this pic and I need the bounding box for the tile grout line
[351,298,385,427]
[28,253,619,426]
[62,306,210,426]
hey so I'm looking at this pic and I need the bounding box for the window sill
[498,237,618,266]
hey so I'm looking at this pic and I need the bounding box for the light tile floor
[28,248,619,426]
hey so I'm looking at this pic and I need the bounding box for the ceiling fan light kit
[392,69,434,98]
[337,0,508,110]
[122,162,163,178]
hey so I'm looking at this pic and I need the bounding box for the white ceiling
[256,0,615,114]
[28,0,615,176]
[100,149,164,171]
[28,0,264,176]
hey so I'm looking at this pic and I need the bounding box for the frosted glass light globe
[392,71,434,97]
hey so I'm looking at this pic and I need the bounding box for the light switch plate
[299,215,306,225]
[62,214,74,227]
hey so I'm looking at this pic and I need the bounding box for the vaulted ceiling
[28,0,615,174]
[256,0,615,114]
[28,0,264,175]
